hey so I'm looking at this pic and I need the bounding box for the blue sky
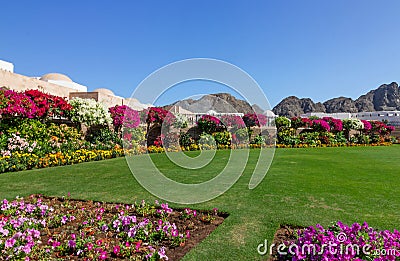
[1,1,400,108]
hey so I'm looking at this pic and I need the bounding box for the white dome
[40,73,73,82]
[264,110,276,117]
[93,88,115,96]
[206,110,218,115]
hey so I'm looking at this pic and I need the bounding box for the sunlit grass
[0,146,399,260]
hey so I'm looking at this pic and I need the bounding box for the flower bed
[0,148,147,173]
[270,221,400,261]
[0,194,225,260]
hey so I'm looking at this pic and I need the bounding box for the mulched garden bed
[0,194,227,260]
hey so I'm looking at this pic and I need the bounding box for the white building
[0,60,14,72]
[300,111,400,126]
[354,111,400,126]
[300,112,353,120]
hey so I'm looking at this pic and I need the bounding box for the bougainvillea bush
[0,89,71,119]
[0,194,224,261]
[242,113,267,127]
[220,115,246,130]
[69,98,112,127]
[197,115,223,134]
[145,107,171,126]
[274,221,400,261]
[24,89,72,118]
[109,105,140,132]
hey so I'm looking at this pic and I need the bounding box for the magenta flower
[243,113,268,127]
[113,245,120,255]
[312,119,331,132]
[109,105,140,130]
[5,238,16,248]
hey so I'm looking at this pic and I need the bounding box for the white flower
[69,98,112,127]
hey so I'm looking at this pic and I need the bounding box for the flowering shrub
[322,117,343,132]
[122,127,146,148]
[69,98,112,127]
[220,115,246,130]
[173,113,189,128]
[275,116,396,147]
[0,89,38,118]
[145,107,170,125]
[0,119,83,157]
[275,221,400,261]
[361,120,372,131]
[343,119,364,131]
[197,115,222,134]
[109,105,140,131]
[242,113,267,127]
[24,89,72,118]
[1,134,37,157]
[163,112,189,129]
[291,117,313,129]
[0,89,71,119]
[369,120,395,136]
[312,119,331,132]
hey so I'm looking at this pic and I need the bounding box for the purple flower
[68,240,76,248]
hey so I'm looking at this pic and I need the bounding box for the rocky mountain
[273,82,400,117]
[272,96,325,118]
[166,93,264,114]
[323,97,358,113]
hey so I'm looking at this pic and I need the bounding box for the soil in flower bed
[0,195,227,260]
[267,225,304,261]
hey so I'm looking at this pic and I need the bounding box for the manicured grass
[0,146,399,260]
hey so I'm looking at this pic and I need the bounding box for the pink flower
[5,238,16,248]
[113,245,120,255]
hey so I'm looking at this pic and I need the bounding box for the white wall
[0,60,14,72]
[47,80,87,92]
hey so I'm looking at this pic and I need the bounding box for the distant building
[0,59,152,109]
[300,111,400,126]
[354,111,400,126]
[300,112,353,120]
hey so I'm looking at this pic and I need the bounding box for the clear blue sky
[1,1,400,108]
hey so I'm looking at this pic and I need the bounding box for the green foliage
[299,131,320,146]
[198,133,216,147]
[275,116,291,129]
[277,127,296,145]
[0,119,83,156]
[334,132,347,144]
[251,135,265,145]
[86,128,121,150]
[179,132,195,147]
[212,131,232,146]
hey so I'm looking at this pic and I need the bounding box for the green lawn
[0,146,399,260]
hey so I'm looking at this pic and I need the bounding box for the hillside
[272,82,400,117]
